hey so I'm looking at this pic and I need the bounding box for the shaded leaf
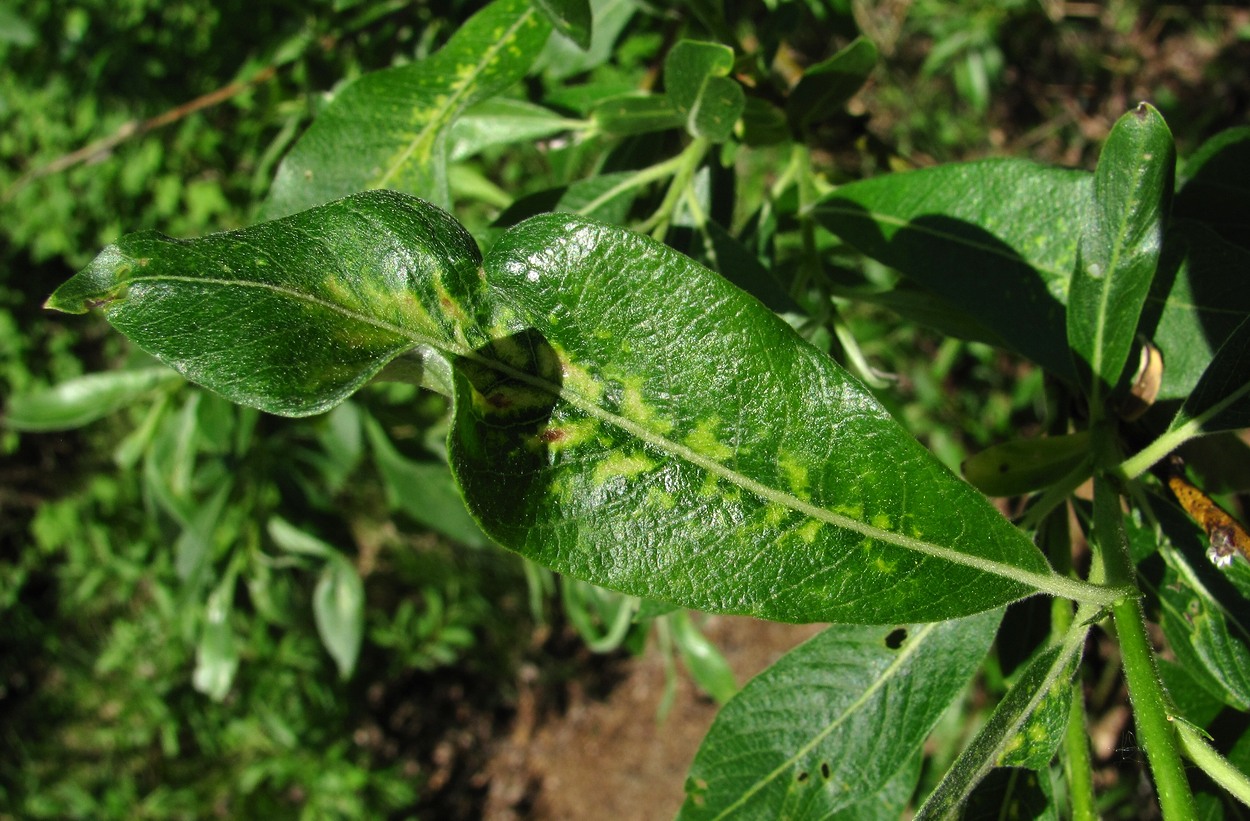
[532,0,592,49]
[362,412,491,548]
[1167,315,1250,438]
[1066,103,1175,407]
[915,641,1081,820]
[1174,126,1250,253]
[786,36,877,131]
[815,159,1088,381]
[1145,222,1250,400]
[3,367,180,431]
[664,40,745,142]
[962,767,1057,821]
[262,0,551,217]
[677,610,1001,819]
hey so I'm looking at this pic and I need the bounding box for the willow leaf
[1067,103,1175,408]
[679,611,1000,819]
[263,0,551,218]
[48,191,1112,624]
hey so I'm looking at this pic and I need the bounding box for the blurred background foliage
[1,0,1247,817]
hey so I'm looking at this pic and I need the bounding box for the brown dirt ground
[482,617,827,820]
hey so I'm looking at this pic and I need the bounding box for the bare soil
[482,617,826,820]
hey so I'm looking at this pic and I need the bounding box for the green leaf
[962,432,1091,498]
[174,481,233,582]
[1166,315,1250,438]
[48,190,483,417]
[3,367,181,431]
[1146,222,1250,400]
[786,36,877,131]
[448,98,581,162]
[664,40,745,142]
[1066,103,1176,409]
[915,638,1083,820]
[532,0,592,49]
[192,577,239,701]
[315,554,366,679]
[262,0,551,218]
[362,412,491,548]
[815,159,1089,381]
[997,653,1075,769]
[678,610,1001,819]
[52,191,1103,624]
[591,94,683,136]
[670,611,737,705]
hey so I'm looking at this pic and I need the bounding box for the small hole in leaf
[885,628,907,649]
[820,762,831,779]
[796,771,809,783]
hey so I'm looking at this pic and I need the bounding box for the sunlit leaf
[262,0,551,217]
[3,367,181,431]
[315,555,365,679]
[49,191,1100,625]
[678,610,1000,818]
[1067,103,1175,408]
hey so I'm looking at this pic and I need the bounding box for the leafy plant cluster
[6,0,1250,818]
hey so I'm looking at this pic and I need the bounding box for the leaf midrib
[376,7,538,189]
[709,621,942,819]
[121,270,1116,606]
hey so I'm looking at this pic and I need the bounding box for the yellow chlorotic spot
[645,487,676,511]
[620,377,672,434]
[796,520,822,545]
[556,351,604,404]
[698,471,721,498]
[592,451,656,486]
[835,503,864,521]
[872,555,897,574]
[871,512,892,531]
[777,450,810,499]
[685,417,734,462]
[763,503,789,528]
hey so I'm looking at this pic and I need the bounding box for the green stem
[1118,425,1192,481]
[637,137,712,240]
[1175,720,1250,806]
[1095,477,1196,818]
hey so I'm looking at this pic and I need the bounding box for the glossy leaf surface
[262,0,551,218]
[678,610,1000,819]
[815,159,1089,381]
[50,191,1083,624]
[1067,103,1175,406]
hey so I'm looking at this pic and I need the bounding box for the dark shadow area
[447,328,563,544]
[816,199,1073,382]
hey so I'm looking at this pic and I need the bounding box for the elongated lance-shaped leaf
[1067,103,1175,410]
[814,159,1089,382]
[48,191,484,417]
[914,633,1085,821]
[678,610,1000,819]
[1167,315,1250,438]
[262,0,551,219]
[786,36,877,132]
[49,191,1107,624]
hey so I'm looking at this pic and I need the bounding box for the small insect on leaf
[1166,456,1250,568]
